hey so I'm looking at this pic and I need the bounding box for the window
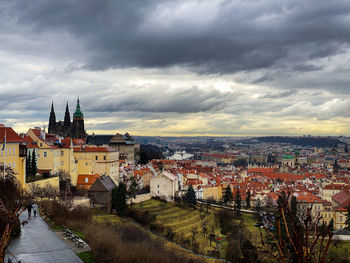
[85,177,89,183]
[44,152,47,157]
[8,163,11,168]
[8,147,11,156]
[95,156,98,160]
[40,143,42,147]
[61,151,64,156]
[86,162,88,166]
[5,148,7,156]
[13,162,15,169]
[13,147,15,156]
[340,216,343,222]
[104,156,106,160]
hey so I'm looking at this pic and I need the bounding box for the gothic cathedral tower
[64,102,71,137]
[48,102,56,134]
[72,98,86,139]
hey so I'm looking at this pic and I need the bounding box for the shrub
[166,227,175,241]
[150,222,166,234]
[127,209,156,227]
[70,206,91,221]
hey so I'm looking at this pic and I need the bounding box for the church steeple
[64,101,71,133]
[48,102,56,134]
[72,97,86,139]
[73,97,83,117]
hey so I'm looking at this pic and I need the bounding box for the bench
[62,225,86,248]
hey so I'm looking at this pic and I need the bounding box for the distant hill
[256,136,342,147]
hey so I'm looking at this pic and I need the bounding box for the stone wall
[128,193,151,204]
[25,176,60,190]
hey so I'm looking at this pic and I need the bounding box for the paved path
[5,212,83,263]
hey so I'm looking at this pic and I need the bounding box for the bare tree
[43,183,60,200]
[27,183,42,198]
[0,174,25,263]
[260,192,334,263]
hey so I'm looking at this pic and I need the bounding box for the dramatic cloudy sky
[1,0,350,136]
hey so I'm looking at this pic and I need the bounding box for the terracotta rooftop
[332,190,350,205]
[0,127,25,143]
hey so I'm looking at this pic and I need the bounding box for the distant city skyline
[1,1,350,136]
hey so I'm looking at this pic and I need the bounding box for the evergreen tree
[234,189,241,217]
[330,219,334,232]
[186,185,196,206]
[112,183,127,216]
[31,150,37,177]
[127,176,138,207]
[26,153,31,177]
[291,196,298,217]
[245,191,251,209]
[345,203,350,231]
[223,185,233,204]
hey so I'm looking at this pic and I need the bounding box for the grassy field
[77,251,94,263]
[133,199,261,258]
[92,212,220,263]
[134,199,221,255]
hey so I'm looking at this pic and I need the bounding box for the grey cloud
[87,85,236,113]
[260,90,297,99]
[3,0,350,76]
[292,64,324,72]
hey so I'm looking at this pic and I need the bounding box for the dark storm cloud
[5,0,350,75]
[87,86,236,113]
[260,90,296,99]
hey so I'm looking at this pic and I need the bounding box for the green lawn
[92,207,220,262]
[133,199,260,258]
[78,251,94,263]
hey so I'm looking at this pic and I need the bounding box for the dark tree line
[139,144,164,164]
[26,150,37,177]
[257,136,341,148]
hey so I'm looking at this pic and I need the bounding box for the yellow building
[26,128,78,186]
[0,125,27,187]
[320,183,347,202]
[333,204,347,230]
[203,185,222,201]
[321,200,333,226]
[74,146,119,185]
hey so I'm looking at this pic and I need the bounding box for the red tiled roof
[77,174,100,187]
[74,146,116,152]
[24,136,38,149]
[0,127,25,143]
[323,184,347,190]
[332,190,350,205]
[247,167,276,173]
[334,202,349,212]
[186,179,203,185]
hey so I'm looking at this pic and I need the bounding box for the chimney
[41,130,46,140]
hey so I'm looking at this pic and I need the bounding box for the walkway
[5,211,83,263]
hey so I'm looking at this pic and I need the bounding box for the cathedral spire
[73,97,83,117]
[72,97,86,139]
[64,101,71,132]
[48,101,56,134]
